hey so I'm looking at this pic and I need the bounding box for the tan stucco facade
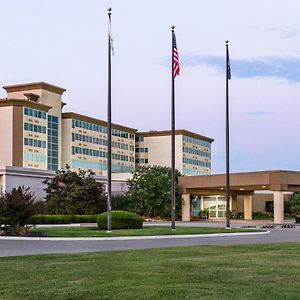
[135,130,213,176]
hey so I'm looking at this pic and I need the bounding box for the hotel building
[0,82,137,176]
[135,130,213,176]
[0,81,214,199]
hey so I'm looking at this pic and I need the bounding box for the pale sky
[1,0,300,173]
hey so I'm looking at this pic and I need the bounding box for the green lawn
[29,226,259,237]
[1,243,300,299]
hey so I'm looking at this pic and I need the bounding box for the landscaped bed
[29,226,260,237]
[1,243,300,299]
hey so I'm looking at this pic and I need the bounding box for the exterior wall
[61,118,72,168]
[136,135,183,172]
[136,133,212,176]
[182,135,211,175]
[237,193,293,212]
[0,106,13,168]
[0,166,126,199]
[6,87,63,170]
[62,115,136,177]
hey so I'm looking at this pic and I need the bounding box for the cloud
[179,54,300,82]
[245,111,274,116]
[265,27,300,39]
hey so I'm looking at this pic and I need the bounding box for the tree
[290,192,300,217]
[43,166,106,215]
[0,186,35,235]
[126,165,182,218]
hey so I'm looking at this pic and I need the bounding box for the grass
[1,243,300,299]
[29,226,259,237]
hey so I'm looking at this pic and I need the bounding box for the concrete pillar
[231,195,237,211]
[243,195,252,220]
[182,193,191,221]
[273,191,284,224]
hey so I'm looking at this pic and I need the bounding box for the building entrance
[191,195,226,219]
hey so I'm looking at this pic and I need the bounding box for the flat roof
[3,82,66,95]
[62,112,137,134]
[136,129,214,143]
[179,170,300,194]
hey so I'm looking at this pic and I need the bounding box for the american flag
[172,32,180,78]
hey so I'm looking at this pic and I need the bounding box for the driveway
[0,226,299,257]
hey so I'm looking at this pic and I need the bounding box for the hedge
[97,210,143,230]
[31,215,97,224]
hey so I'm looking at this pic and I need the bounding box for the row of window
[182,146,211,158]
[72,159,107,171]
[72,119,135,140]
[135,147,148,153]
[183,157,211,168]
[72,119,107,133]
[112,129,134,140]
[72,146,107,158]
[135,136,144,142]
[182,168,208,176]
[183,135,211,149]
[24,107,47,120]
[112,141,131,151]
[24,123,47,134]
[24,152,47,163]
[112,165,133,173]
[71,133,134,151]
[71,159,133,173]
[72,133,107,145]
[24,138,46,148]
[112,153,129,162]
[135,158,148,164]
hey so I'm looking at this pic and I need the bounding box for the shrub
[31,215,73,224]
[230,211,244,219]
[0,187,35,235]
[72,215,96,223]
[31,214,97,224]
[252,211,273,220]
[97,210,143,230]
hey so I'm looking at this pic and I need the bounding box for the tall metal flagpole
[225,40,231,229]
[171,26,176,230]
[107,7,112,232]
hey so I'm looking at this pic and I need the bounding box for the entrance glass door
[203,196,226,219]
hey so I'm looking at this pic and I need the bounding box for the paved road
[0,228,300,257]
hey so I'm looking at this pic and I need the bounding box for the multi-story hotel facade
[0,81,213,199]
[135,130,213,176]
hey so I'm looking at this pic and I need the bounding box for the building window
[47,115,59,171]
[135,136,144,142]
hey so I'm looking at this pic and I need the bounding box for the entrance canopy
[179,170,300,195]
[179,170,300,223]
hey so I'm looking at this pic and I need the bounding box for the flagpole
[225,40,230,229]
[107,7,112,232]
[171,25,176,230]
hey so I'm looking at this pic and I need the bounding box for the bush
[0,187,35,235]
[97,210,143,230]
[31,214,97,224]
[31,215,73,224]
[230,211,244,219]
[252,211,273,220]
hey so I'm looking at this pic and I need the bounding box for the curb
[0,230,270,242]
